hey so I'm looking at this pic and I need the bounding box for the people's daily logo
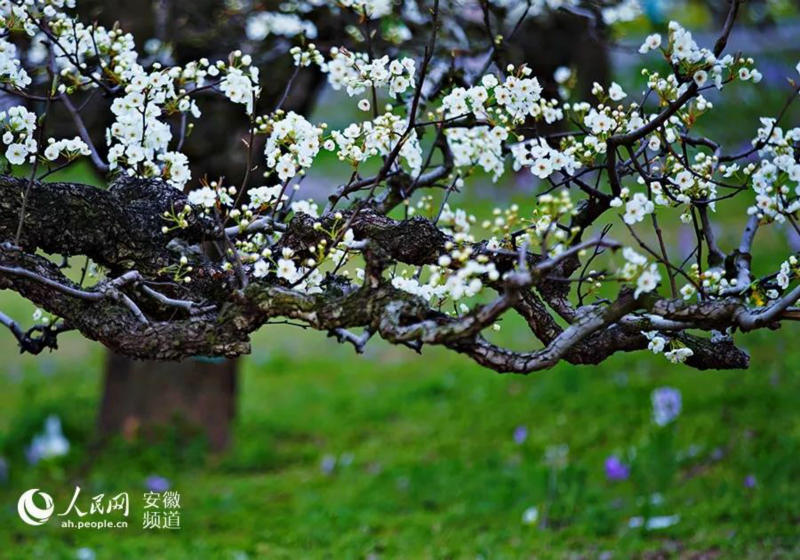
[15,486,179,529]
[17,488,54,526]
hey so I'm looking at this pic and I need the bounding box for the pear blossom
[5,142,27,165]
[635,264,661,298]
[608,82,627,101]
[639,33,662,54]
[623,193,654,225]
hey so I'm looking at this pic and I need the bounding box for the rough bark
[0,174,758,373]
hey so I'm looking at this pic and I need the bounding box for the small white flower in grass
[629,515,680,530]
[651,387,681,426]
[357,99,370,112]
[27,415,69,463]
[635,264,661,298]
[608,82,627,101]
[646,515,680,530]
[522,506,539,525]
[75,547,96,560]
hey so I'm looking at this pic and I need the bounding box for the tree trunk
[79,0,329,453]
[98,356,237,451]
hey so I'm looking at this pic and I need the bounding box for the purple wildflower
[320,454,336,475]
[145,475,170,492]
[651,387,682,426]
[744,474,757,488]
[604,455,630,481]
[513,425,528,445]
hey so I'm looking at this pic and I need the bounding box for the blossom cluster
[219,61,261,114]
[511,138,576,182]
[324,48,416,98]
[618,248,661,299]
[744,118,800,222]
[262,111,324,182]
[640,23,762,95]
[392,252,500,304]
[106,67,191,187]
[47,19,139,91]
[326,112,423,175]
[1,106,37,165]
[43,136,90,161]
[0,39,31,89]
[643,331,695,365]
[438,69,550,181]
[1,0,265,188]
[245,11,317,41]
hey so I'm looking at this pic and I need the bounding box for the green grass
[1,319,800,558]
